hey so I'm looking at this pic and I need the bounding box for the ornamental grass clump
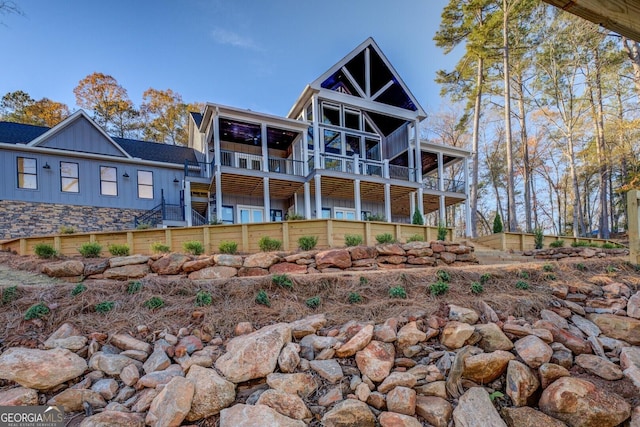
[259,236,282,252]
[183,241,204,255]
[24,303,49,320]
[345,234,363,247]
[218,241,238,254]
[108,244,130,257]
[298,236,318,251]
[34,243,57,259]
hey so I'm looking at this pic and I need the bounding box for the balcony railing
[422,176,465,193]
[184,160,213,178]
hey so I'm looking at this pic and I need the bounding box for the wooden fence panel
[129,230,167,254]
[288,220,331,249]
[628,190,640,265]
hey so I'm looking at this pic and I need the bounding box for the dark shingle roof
[0,121,49,144]
[190,112,203,128]
[0,121,198,165]
[114,138,198,164]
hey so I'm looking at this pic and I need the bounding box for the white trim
[340,66,366,98]
[237,204,265,224]
[28,110,132,159]
[371,80,394,101]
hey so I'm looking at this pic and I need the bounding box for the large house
[0,38,471,239]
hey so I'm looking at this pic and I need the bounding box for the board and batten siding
[37,118,127,157]
[0,148,183,210]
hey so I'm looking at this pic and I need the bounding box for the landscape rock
[309,359,343,383]
[0,347,87,390]
[379,412,423,427]
[378,371,417,393]
[570,315,601,338]
[441,321,475,349]
[355,340,395,382]
[449,304,479,324]
[243,252,280,268]
[91,378,118,400]
[108,255,149,267]
[335,324,373,357]
[220,404,305,427]
[386,386,416,415]
[315,249,352,269]
[539,377,631,427]
[103,264,150,279]
[452,387,508,427]
[215,323,291,383]
[501,407,567,427]
[42,260,84,277]
[321,399,375,427]
[188,266,237,280]
[89,352,139,376]
[278,342,300,373]
[109,334,152,354]
[575,354,623,380]
[213,254,243,268]
[397,321,427,348]
[628,291,640,319]
[538,363,570,389]
[120,363,139,386]
[587,313,640,345]
[143,348,171,374]
[269,262,308,274]
[621,346,640,370]
[145,377,194,427]
[463,350,515,383]
[47,388,106,412]
[79,411,145,427]
[415,395,452,427]
[266,373,318,397]
[256,389,311,420]
[0,387,38,406]
[506,360,540,407]
[150,253,189,275]
[475,323,514,352]
[185,365,235,421]
[536,320,593,354]
[514,335,553,369]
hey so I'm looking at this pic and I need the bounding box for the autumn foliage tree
[141,88,201,145]
[1,90,69,127]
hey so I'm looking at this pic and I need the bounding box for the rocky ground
[0,251,639,426]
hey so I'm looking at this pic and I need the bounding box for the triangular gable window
[321,69,361,97]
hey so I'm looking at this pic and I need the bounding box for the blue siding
[0,148,183,210]
[37,117,127,157]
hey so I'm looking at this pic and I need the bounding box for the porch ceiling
[215,173,305,200]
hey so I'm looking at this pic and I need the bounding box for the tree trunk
[622,37,640,97]
[503,0,518,232]
[515,74,532,232]
[470,57,484,238]
[567,134,585,237]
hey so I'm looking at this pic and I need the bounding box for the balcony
[423,176,465,193]
[317,153,416,182]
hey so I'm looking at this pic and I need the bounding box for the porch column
[414,119,422,183]
[214,169,222,221]
[184,180,192,227]
[314,174,322,219]
[438,152,446,224]
[417,187,424,217]
[409,192,415,220]
[407,126,415,181]
[213,110,221,167]
[304,182,311,219]
[312,95,321,169]
[354,179,362,220]
[384,183,391,223]
[261,123,269,172]
[464,157,472,237]
[263,177,271,222]
[302,133,309,176]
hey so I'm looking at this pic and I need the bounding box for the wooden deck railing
[0,220,453,257]
[628,190,640,265]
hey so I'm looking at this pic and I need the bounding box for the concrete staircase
[470,240,536,265]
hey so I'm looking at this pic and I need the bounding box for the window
[100,166,117,196]
[235,153,262,170]
[344,109,361,130]
[220,205,234,224]
[361,211,371,221]
[60,162,79,193]
[137,170,153,199]
[17,157,37,189]
[238,205,264,224]
[270,209,283,222]
[324,130,341,154]
[322,104,340,125]
[321,208,331,219]
[335,208,356,220]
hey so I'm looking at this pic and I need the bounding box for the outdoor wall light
[173,177,180,184]
[42,162,51,169]
[123,172,130,178]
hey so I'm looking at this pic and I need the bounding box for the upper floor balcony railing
[423,176,465,193]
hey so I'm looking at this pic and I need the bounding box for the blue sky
[0,0,459,118]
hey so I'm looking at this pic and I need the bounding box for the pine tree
[493,213,504,233]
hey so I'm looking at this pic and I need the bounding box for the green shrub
[359,276,368,285]
[127,281,142,294]
[533,228,544,249]
[272,274,293,290]
[436,270,451,282]
[412,208,424,225]
[219,241,238,254]
[34,243,57,259]
[71,283,87,296]
[78,242,102,258]
[489,391,505,402]
[519,271,530,279]
[58,225,76,234]
[255,290,270,306]
[195,290,213,307]
[549,240,564,248]
[376,233,395,244]
[108,244,130,257]
[305,296,321,309]
[470,282,484,294]
[285,212,305,220]
[493,214,503,234]
[601,242,621,249]
[345,234,363,247]
[95,301,115,313]
[407,234,424,242]
[544,273,557,281]
[298,236,318,251]
[209,216,223,225]
[480,273,491,284]
[515,280,529,290]
[542,264,554,272]
[183,241,204,255]
[348,292,362,304]
[389,286,407,299]
[24,303,49,320]
[1,286,18,305]
[576,262,586,271]
[430,281,450,296]
[606,265,618,274]
[136,222,151,230]
[144,296,165,310]
[365,213,386,222]
[437,222,448,241]
[259,236,282,252]
[571,241,598,247]
[150,242,171,254]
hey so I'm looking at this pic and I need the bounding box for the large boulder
[79,411,145,427]
[243,252,280,268]
[150,253,190,275]
[42,260,84,277]
[0,387,38,406]
[89,352,140,376]
[575,354,623,380]
[185,365,235,421]
[220,404,305,427]
[441,321,475,349]
[215,323,291,383]
[501,407,567,427]
[321,399,375,427]
[336,324,373,357]
[145,377,195,427]
[103,264,150,280]
[475,323,514,352]
[188,266,237,280]
[586,313,640,345]
[463,350,515,383]
[315,249,352,269]
[108,255,149,267]
[506,360,540,407]
[355,340,395,382]
[0,347,87,390]
[514,335,553,369]
[539,377,631,427]
[256,389,312,420]
[47,389,106,412]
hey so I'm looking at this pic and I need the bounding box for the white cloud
[211,28,262,51]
